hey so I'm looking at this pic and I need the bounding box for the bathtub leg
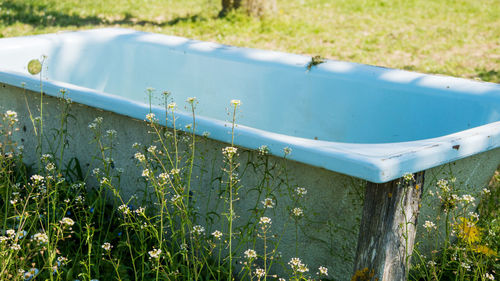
[352,172,424,281]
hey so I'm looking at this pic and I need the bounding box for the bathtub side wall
[1,84,365,280]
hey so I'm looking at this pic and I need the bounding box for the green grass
[0,0,499,83]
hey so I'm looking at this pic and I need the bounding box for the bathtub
[0,28,499,280]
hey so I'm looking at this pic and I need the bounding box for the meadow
[0,0,499,280]
[0,0,499,82]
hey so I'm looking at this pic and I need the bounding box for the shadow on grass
[0,0,207,29]
[476,69,499,84]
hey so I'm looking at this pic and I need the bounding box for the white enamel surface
[0,28,499,182]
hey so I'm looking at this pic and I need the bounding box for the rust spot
[388,192,392,198]
[452,145,460,150]
[416,184,420,190]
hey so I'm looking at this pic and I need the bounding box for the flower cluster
[288,257,309,273]
[244,249,257,259]
[258,145,269,156]
[403,172,414,183]
[59,217,75,227]
[102,242,113,251]
[292,207,303,217]
[295,187,307,197]
[423,220,436,231]
[211,230,223,239]
[222,146,238,158]
[134,152,146,162]
[32,233,49,245]
[148,248,162,259]
[191,225,205,236]
[261,198,274,209]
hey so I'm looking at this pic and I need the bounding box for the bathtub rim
[1,70,499,184]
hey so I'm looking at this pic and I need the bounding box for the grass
[0,1,499,280]
[0,0,499,83]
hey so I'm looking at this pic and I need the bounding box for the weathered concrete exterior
[1,84,499,280]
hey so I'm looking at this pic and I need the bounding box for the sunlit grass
[0,0,499,82]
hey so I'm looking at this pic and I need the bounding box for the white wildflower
[106,129,117,137]
[142,169,152,178]
[423,221,436,231]
[230,99,241,107]
[170,168,180,175]
[222,146,238,158]
[146,113,156,121]
[484,273,495,280]
[101,242,112,251]
[437,179,450,192]
[254,268,265,278]
[57,256,68,264]
[259,217,271,225]
[45,162,55,172]
[460,262,471,271]
[461,194,475,204]
[6,229,15,237]
[288,257,308,272]
[118,204,130,214]
[468,212,479,220]
[295,187,307,197]
[60,217,75,227]
[244,249,257,259]
[134,207,146,216]
[191,225,205,235]
[261,198,274,208]
[32,233,49,244]
[318,266,328,276]
[147,145,157,153]
[10,243,21,250]
[5,110,18,121]
[148,248,162,259]
[167,102,176,110]
[288,257,302,267]
[30,175,44,183]
[134,152,146,162]
[403,173,414,182]
[211,230,223,239]
[158,173,170,182]
[297,264,309,273]
[100,177,110,185]
[258,145,269,155]
[171,194,182,204]
[292,207,303,217]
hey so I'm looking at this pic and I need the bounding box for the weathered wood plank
[352,172,425,281]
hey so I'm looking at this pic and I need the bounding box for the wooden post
[352,172,424,281]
